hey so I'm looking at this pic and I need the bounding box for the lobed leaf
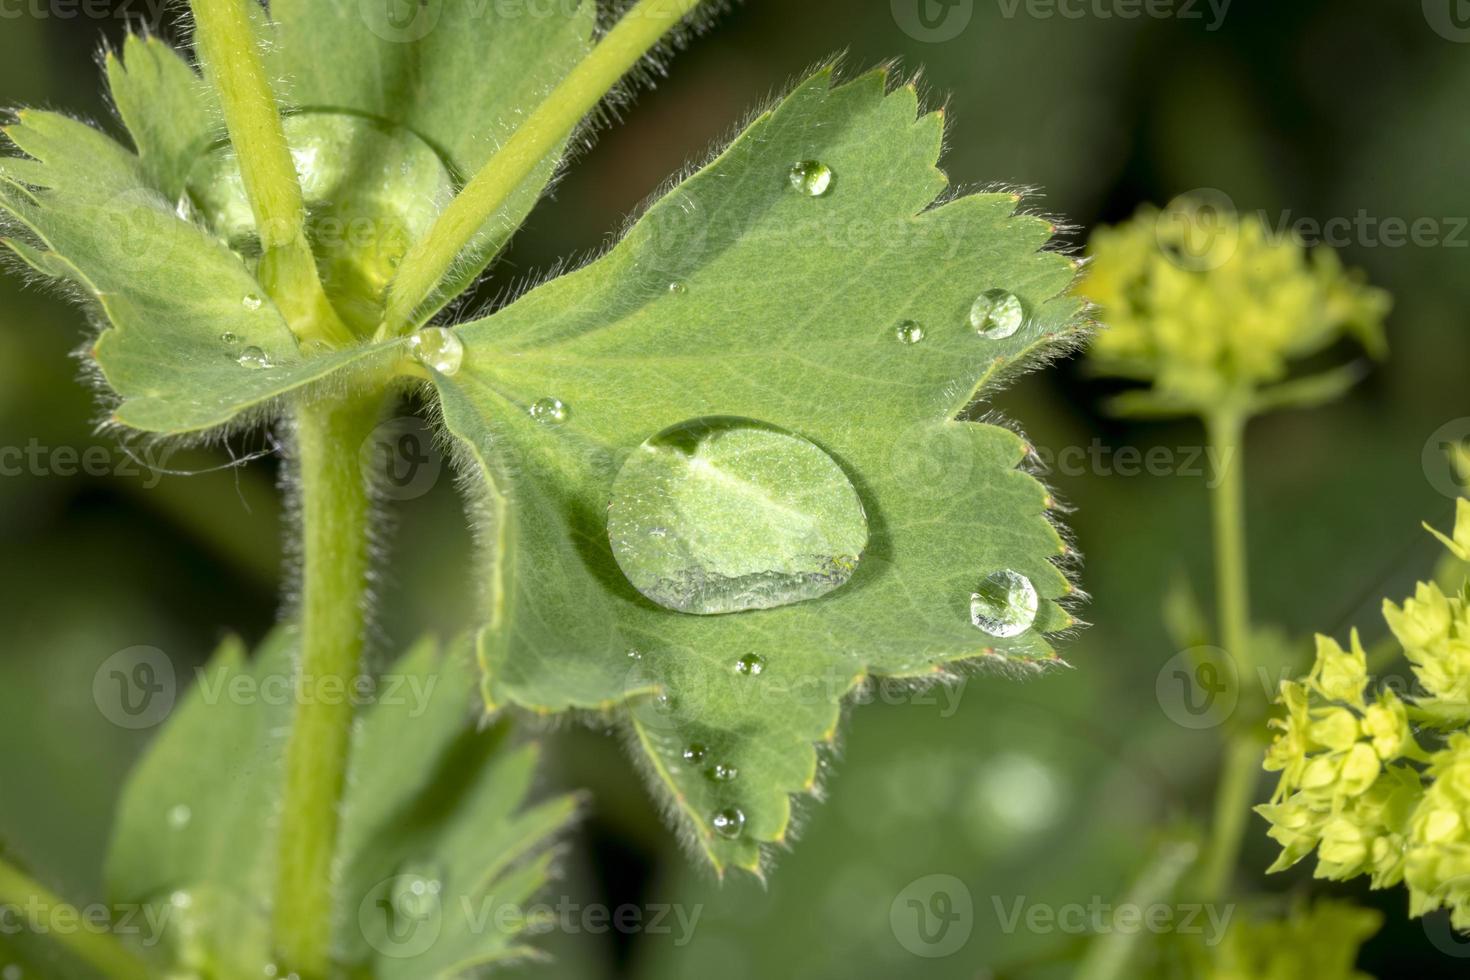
[267,0,599,322]
[433,68,1087,872]
[106,630,576,977]
[0,106,398,435]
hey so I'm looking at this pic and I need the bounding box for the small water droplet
[707,762,739,782]
[607,418,868,615]
[242,293,263,311]
[167,804,192,830]
[236,346,272,370]
[683,744,708,764]
[735,653,765,676]
[668,282,689,295]
[220,331,240,345]
[407,326,464,375]
[711,807,746,839]
[788,160,833,197]
[627,649,642,661]
[970,289,1025,339]
[970,569,1039,638]
[529,397,569,425]
[895,320,924,345]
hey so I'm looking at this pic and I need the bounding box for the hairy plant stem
[383,0,703,332]
[271,392,382,977]
[188,0,352,348]
[0,855,153,980]
[1198,407,1257,902]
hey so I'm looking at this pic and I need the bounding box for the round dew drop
[242,293,263,311]
[236,346,272,370]
[970,289,1026,339]
[220,331,240,345]
[789,160,833,197]
[711,807,746,839]
[529,397,569,425]
[682,743,708,764]
[668,282,689,296]
[895,320,924,345]
[735,652,766,676]
[707,762,739,782]
[606,418,869,615]
[407,326,464,376]
[970,569,1039,638]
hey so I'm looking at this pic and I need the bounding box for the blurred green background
[3,0,1469,976]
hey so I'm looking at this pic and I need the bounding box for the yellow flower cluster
[1259,502,1470,929]
[1202,901,1381,980]
[1081,200,1390,409]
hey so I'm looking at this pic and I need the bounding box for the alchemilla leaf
[434,68,1086,871]
[105,631,574,977]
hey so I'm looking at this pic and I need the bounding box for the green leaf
[105,33,221,202]
[105,631,575,977]
[104,631,292,976]
[267,0,598,321]
[433,68,1086,872]
[0,108,398,434]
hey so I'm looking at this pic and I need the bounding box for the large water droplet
[236,346,272,370]
[607,418,868,615]
[711,807,746,839]
[529,397,569,425]
[970,569,1039,637]
[895,320,924,345]
[242,293,263,312]
[970,289,1025,339]
[407,326,463,375]
[789,160,833,197]
[735,653,765,676]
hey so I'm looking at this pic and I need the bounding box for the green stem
[188,0,352,347]
[271,393,382,977]
[1198,407,1258,901]
[0,855,154,980]
[1073,838,1200,980]
[383,0,703,331]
